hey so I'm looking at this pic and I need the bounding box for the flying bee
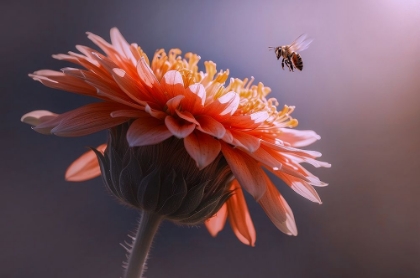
[269,34,313,72]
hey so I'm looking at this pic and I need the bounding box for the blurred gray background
[2,0,420,277]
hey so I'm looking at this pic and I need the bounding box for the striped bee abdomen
[292,53,303,71]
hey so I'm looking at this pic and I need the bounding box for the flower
[22,28,330,246]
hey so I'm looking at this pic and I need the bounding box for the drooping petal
[165,115,196,138]
[276,171,322,203]
[175,110,200,126]
[196,115,226,139]
[258,174,298,236]
[34,102,129,136]
[230,130,261,153]
[21,110,58,126]
[65,144,107,181]
[184,131,221,170]
[227,180,256,246]
[205,203,227,237]
[127,117,172,146]
[221,142,267,201]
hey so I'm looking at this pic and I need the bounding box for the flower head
[22,28,330,246]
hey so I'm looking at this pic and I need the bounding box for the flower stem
[124,211,163,278]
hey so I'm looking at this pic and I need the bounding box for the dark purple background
[2,0,420,277]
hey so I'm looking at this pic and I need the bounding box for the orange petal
[175,110,200,125]
[220,142,267,200]
[34,102,129,136]
[29,70,97,97]
[205,203,227,237]
[112,68,149,105]
[127,117,172,146]
[196,115,226,139]
[110,27,136,65]
[205,91,240,117]
[65,144,107,181]
[258,174,298,236]
[230,129,261,153]
[161,70,185,99]
[165,115,196,138]
[227,180,256,246]
[184,131,221,170]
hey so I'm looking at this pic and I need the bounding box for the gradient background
[2,0,420,277]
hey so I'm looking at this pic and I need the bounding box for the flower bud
[93,123,233,225]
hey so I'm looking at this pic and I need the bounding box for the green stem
[124,211,163,278]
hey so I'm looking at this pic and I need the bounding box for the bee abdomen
[292,53,303,71]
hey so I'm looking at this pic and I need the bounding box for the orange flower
[22,28,330,246]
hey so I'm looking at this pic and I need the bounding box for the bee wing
[289,34,313,52]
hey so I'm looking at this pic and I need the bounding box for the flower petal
[205,91,240,117]
[205,203,227,237]
[161,70,185,99]
[258,174,298,236]
[221,142,267,201]
[196,115,226,139]
[34,102,129,136]
[110,27,136,65]
[184,131,221,170]
[21,110,58,126]
[165,115,196,138]
[127,117,172,146]
[277,172,322,203]
[278,129,321,148]
[230,129,261,152]
[65,144,107,181]
[227,180,256,246]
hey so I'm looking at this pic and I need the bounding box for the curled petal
[205,203,227,237]
[127,117,172,146]
[196,115,226,139]
[184,131,221,170]
[21,110,58,126]
[258,174,298,236]
[230,130,261,153]
[221,142,267,201]
[65,144,107,181]
[227,180,256,246]
[165,115,196,138]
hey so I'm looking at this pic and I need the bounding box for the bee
[269,34,313,72]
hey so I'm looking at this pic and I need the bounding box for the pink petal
[220,142,267,201]
[247,147,282,171]
[276,172,322,203]
[110,27,137,65]
[21,110,58,126]
[176,110,200,125]
[196,115,226,139]
[145,104,167,120]
[278,129,321,147]
[182,84,206,112]
[34,102,129,136]
[205,91,240,117]
[184,131,221,170]
[161,70,185,99]
[205,203,227,237]
[258,174,298,236]
[227,180,256,246]
[65,144,107,181]
[230,129,261,152]
[165,115,196,138]
[29,70,97,97]
[127,117,172,146]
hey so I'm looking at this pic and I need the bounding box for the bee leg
[288,55,294,72]
[281,58,285,70]
[285,59,292,71]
